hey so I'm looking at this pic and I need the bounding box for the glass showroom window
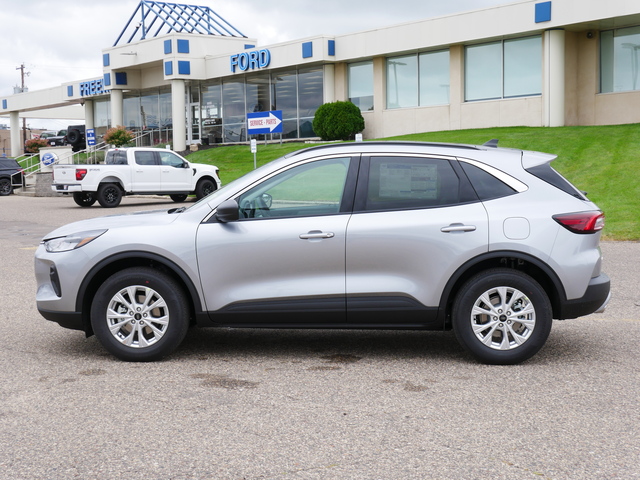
[601,26,640,93]
[93,99,110,137]
[387,55,418,109]
[465,36,541,101]
[349,61,374,111]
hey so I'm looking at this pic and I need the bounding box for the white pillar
[110,89,123,128]
[544,29,565,127]
[84,99,95,130]
[171,79,186,151]
[10,111,20,157]
[323,64,335,103]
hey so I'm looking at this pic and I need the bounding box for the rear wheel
[97,183,122,208]
[452,269,552,365]
[195,178,216,200]
[170,194,188,202]
[0,178,11,196]
[90,267,190,362]
[73,192,96,207]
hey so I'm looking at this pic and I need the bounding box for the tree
[104,126,134,147]
[312,101,365,141]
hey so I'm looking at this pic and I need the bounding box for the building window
[465,36,541,101]
[387,55,418,109]
[601,26,640,93]
[386,50,450,109]
[419,50,450,106]
[348,61,374,111]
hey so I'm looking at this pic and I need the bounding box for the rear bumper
[52,184,82,193]
[557,273,611,319]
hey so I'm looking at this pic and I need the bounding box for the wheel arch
[76,251,204,336]
[197,175,220,188]
[439,251,567,327]
[98,176,125,190]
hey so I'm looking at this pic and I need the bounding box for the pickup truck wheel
[97,183,122,208]
[195,178,216,199]
[170,194,188,202]
[73,192,97,207]
[452,269,552,365]
[0,178,12,196]
[90,267,190,362]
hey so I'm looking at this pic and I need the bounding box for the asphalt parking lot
[1,194,639,480]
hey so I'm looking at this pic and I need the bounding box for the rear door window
[355,156,475,211]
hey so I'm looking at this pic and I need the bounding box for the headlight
[43,229,107,253]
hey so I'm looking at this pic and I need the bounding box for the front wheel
[195,178,217,200]
[170,194,188,202]
[73,192,96,207]
[97,183,122,208]
[90,267,190,361]
[452,269,552,365]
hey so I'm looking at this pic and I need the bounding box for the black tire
[170,194,188,202]
[90,267,190,362]
[195,178,217,200]
[73,192,97,207]
[0,178,11,196]
[97,183,122,208]
[67,129,80,144]
[452,268,552,365]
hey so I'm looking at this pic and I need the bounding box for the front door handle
[299,231,335,240]
[441,223,476,233]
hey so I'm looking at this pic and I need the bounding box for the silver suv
[35,141,610,364]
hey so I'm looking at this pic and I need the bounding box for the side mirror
[215,199,240,223]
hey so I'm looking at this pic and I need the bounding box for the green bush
[104,125,134,147]
[312,101,365,141]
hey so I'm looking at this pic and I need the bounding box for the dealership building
[2,0,640,157]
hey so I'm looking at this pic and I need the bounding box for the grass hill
[186,124,640,240]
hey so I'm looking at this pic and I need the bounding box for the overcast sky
[0,0,513,129]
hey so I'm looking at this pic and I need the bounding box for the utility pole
[16,63,29,147]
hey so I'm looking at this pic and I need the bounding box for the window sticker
[379,163,438,199]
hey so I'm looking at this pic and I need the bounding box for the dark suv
[0,156,25,195]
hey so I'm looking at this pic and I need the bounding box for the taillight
[553,211,605,234]
[76,168,87,181]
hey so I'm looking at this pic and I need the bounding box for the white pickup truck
[51,147,221,207]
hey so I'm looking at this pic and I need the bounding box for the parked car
[0,156,25,195]
[51,147,221,207]
[35,141,610,364]
[37,129,68,147]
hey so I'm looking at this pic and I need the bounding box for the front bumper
[557,273,611,319]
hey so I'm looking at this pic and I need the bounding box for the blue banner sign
[86,128,96,146]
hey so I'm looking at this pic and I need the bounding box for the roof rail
[285,140,481,158]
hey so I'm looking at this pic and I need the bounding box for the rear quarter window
[460,161,516,201]
[525,163,586,200]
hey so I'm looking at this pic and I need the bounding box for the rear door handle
[441,223,476,233]
[299,231,335,240]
